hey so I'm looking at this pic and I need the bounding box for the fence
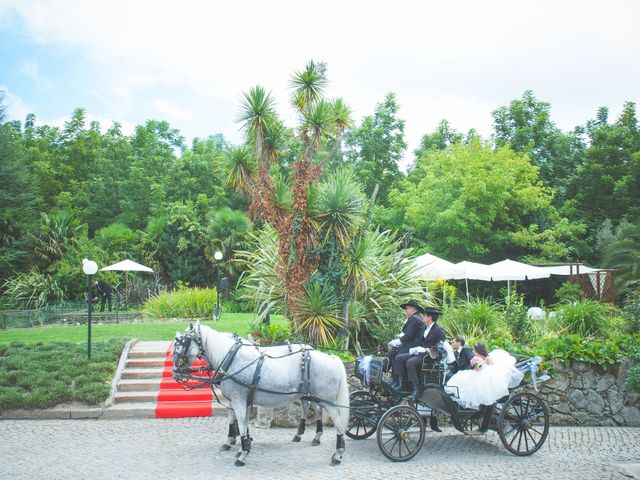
[0,301,142,329]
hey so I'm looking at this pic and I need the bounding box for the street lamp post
[213,251,223,321]
[82,259,98,359]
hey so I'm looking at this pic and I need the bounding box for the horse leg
[311,404,323,446]
[324,405,346,466]
[220,409,239,452]
[232,403,251,467]
[292,399,310,442]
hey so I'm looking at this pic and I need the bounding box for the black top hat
[422,306,442,317]
[400,300,424,312]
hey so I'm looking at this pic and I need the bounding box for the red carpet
[154,341,214,418]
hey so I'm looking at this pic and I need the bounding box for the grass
[0,339,127,410]
[0,313,286,344]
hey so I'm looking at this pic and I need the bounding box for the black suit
[446,346,474,382]
[394,322,446,388]
[95,280,112,312]
[387,312,425,368]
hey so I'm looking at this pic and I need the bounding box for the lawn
[0,313,286,344]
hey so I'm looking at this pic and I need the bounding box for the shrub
[143,287,217,318]
[441,298,510,340]
[556,300,621,338]
[554,282,583,304]
[251,322,293,345]
[504,293,530,342]
[1,269,64,309]
[361,307,406,353]
[622,290,640,334]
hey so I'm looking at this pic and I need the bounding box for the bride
[444,342,523,409]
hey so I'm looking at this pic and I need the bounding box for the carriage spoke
[525,428,539,446]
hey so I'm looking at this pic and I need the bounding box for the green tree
[344,92,407,206]
[603,219,640,295]
[0,98,39,280]
[391,139,582,262]
[493,91,585,202]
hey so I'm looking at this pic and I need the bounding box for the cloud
[19,60,53,89]
[0,85,30,120]
[152,99,192,121]
[1,0,639,163]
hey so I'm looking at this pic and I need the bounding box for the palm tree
[33,210,84,265]
[604,220,640,295]
[331,97,353,153]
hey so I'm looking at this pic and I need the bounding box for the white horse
[173,322,350,466]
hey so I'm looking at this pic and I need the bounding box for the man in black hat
[392,306,446,399]
[387,300,426,389]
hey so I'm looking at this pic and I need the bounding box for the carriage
[347,348,551,461]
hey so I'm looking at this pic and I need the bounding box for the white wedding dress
[444,349,523,409]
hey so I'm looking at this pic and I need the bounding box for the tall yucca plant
[289,60,328,114]
[238,85,275,167]
[236,226,287,321]
[295,281,342,345]
[313,169,366,248]
[224,145,255,195]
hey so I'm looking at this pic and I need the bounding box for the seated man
[445,336,474,381]
[386,300,425,375]
[392,306,446,399]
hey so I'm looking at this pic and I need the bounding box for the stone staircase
[103,340,226,418]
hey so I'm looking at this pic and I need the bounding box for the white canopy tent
[538,264,599,276]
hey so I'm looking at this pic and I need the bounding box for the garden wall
[535,359,640,427]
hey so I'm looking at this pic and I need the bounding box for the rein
[172,328,350,408]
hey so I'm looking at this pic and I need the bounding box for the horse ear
[188,322,194,331]
[175,331,181,339]
[195,319,201,328]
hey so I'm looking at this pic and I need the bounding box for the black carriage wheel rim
[499,393,549,456]
[346,391,378,439]
[377,407,425,462]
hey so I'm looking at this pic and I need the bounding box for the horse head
[173,321,203,374]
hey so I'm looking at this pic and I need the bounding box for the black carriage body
[347,354,550,461]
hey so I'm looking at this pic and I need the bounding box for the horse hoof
[311,439,320,446]
[292,435,301,443]
[234,460,245,467]
[330,454,342,466]
[235,452,242,458]
[219,444,231,452]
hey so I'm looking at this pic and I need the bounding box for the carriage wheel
[498,392,549,456]
[346,390,379,440]
[376,405,425,462]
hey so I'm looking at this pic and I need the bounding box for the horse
[172,321,350,466]
[217,335,326,448]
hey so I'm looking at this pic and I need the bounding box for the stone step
[126,357,167,368]
[121,368,165,379]
[102,402,156,418]
[118,379,163,391]
[102,401,229,418]
[115,391,158,403]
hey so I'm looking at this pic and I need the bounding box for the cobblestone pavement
[1,417,638,480]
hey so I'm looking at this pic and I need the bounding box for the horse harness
[173,328,316,407]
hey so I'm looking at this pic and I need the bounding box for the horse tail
[335,358,350,429]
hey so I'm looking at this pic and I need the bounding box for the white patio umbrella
[455,261,494,300]
[412,253,464,281]
[101,259,154,308]
[486,259,551,298]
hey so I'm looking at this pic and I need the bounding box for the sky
[1,0,639,166]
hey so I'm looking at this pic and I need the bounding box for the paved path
[1,418,638,479]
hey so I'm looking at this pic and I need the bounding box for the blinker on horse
[173,321,350,466]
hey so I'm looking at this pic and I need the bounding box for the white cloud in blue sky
[1,0,639,162]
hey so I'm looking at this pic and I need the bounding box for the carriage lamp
[82,259,98,359]
[213,251,223,321]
